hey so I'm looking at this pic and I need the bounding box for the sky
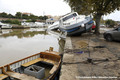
[0,0,71,16]
[0,0,120,21]
[103,10,120,21]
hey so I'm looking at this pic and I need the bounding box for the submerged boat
[0,48,61,80]
[59,12,94,36]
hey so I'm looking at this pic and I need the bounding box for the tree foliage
[0,12,8,18]
[64,0,120,15]
[64,0,120,34]
[0,12,48,20]
[105,19,117,27]
[15,12,22,19]
[1,19,21,25]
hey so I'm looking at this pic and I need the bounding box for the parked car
[103,27,120,41]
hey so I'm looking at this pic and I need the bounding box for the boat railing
[0,51,61,74]
[0,53,41,74]
[9,54,40,70]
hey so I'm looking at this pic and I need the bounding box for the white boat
[21,22,45,28]
[46,18,57,26]
[35,22,45,27]
[59,12,94,36]
[0,22,12,29]
[48,21,59,30]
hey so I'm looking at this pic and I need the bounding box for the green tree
[8,14,14,18]
[2,19,21,25]
[105,19,116,28]
[29,14,38,19]
[0,12,8,18]
[64,0,120,34]
[31,19,36,22]
[39,16,43,20]
[42,16,48,20]
[15,12,22,19]
[22,14,29,19]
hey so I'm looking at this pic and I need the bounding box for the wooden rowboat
[0,47,61,80]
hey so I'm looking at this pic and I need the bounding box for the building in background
[22,12,33,16]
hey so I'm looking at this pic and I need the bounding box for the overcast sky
[0,0,71,16]
[103,10,120,21]
[0,0,120,21]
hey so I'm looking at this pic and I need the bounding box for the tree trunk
[95,14,102,35]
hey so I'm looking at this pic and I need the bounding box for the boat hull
[66,26,86,36]
[59,20,93,36]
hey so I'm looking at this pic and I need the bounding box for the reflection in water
[0,29,13,35]
[0,28,65,66]
[48,30,66,53]
[1,29,48,38]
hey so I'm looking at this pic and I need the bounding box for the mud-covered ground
[60,32,120,80]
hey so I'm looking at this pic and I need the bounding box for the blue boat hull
[59,20,93,36]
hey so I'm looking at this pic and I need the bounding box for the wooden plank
[6,71,39,80]
[0,74,8,80]
[22,57,58,67]
[49,65,57,74]
[45,50,60,55]
[22,58,43,67]
[43,59,57,65]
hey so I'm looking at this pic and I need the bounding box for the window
[73,13,77,17]
[62,13,77,21]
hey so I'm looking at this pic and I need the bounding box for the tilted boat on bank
[59,12,94,36]
[0,48,61,80]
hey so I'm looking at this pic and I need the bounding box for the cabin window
[73,13,77,16]
[85,17,89,19]
[63,13,77,21]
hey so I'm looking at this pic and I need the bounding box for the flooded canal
[0,28,65,66]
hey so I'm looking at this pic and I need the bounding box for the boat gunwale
[46,58,62,80]
[0,52,41,69]
[0,51,61,69]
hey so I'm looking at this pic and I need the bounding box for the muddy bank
[60,33,120,80]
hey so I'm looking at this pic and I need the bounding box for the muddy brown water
[0,28,65,66]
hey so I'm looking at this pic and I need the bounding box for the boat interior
[0,49,61,80]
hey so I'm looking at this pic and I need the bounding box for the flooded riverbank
[0,28,65,66]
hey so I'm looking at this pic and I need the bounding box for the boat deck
[22,58,58,67]
[22,58,43,67]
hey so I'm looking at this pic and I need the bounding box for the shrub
[1,19,21,25]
